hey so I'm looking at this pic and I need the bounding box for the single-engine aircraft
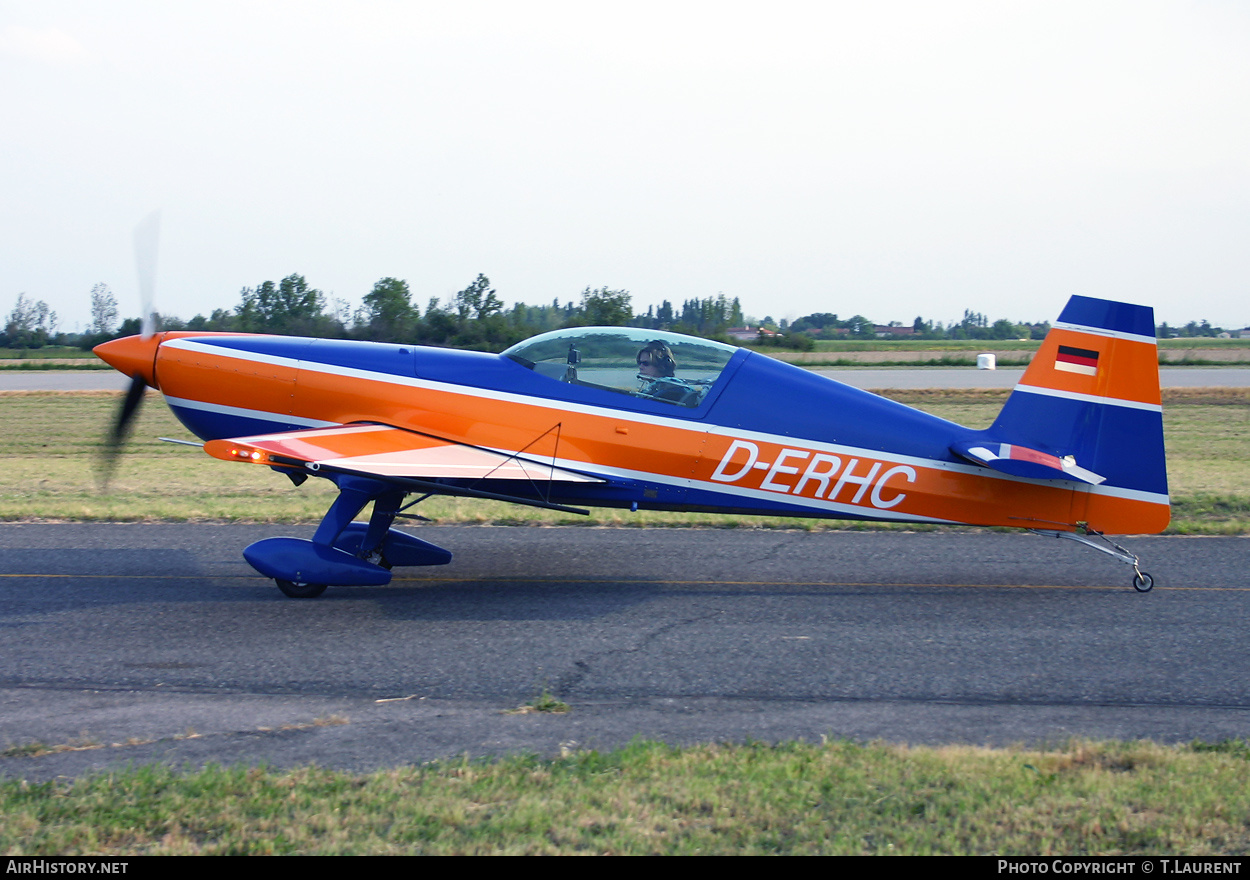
[94,294,1168,597]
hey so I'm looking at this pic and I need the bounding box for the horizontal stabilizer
[204,423,603,484]
[951,440,1105,484]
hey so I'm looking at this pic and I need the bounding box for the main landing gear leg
[244,476,451,598]
[354,488,407,569]
[1029,528,1154,592]
[252,475,392,599]
[311,475,383,550]
[273,476,392,597]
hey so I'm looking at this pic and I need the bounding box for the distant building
[873,325,918,338]
[726,326,780,342]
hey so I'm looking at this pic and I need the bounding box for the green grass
[4,739,1250,855]
[0,347,104,369]
[755,337,1250,366]
[0,361,112,370]
[1159,338,1250,350]
[0,346,95,360]
[2,388,1248,532]
[505,685,572,715]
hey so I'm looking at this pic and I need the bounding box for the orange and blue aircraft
[94,294,1168,597]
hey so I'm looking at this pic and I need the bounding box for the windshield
[504,327,738,408]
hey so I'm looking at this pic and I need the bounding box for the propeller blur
[98,212,161,488]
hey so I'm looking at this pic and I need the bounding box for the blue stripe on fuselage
[167,400,324,441]
[190,335,417,378]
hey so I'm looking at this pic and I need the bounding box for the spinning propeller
[97,211,160,487]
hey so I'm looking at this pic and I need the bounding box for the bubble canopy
[503,326,739,408]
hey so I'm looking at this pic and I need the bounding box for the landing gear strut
[244,475,453,598]
[1029,528,1154,592]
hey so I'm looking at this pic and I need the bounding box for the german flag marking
[1055,345,1099,376]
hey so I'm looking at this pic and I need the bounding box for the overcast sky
[2,0,1247,333]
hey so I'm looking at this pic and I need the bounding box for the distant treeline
[1,277,1242,352]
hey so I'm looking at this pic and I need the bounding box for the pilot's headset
[638,341,676,378]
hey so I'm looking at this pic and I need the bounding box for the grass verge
[3,739,1250,855]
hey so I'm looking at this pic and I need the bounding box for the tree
[3,293,58,348]
[150,311,187,331]
[360,277,416,341]
[184,308,236,332]
[420,297,458,344]
[236,274,327,335]
[845,315,874,338]
[441,274,517,349]
[989,319,1020,340]
[578,287,633,327]
[453,274,502,323]
[89,283,119,337]
[656,300,674,327]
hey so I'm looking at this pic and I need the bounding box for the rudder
[989,295,1169,534]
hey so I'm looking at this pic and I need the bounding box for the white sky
[2,0,1247,332]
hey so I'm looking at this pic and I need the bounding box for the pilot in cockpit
[636,340,676,382]
[637,341,701,406]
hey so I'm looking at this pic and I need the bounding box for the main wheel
[1132,572,1154,593]
[276,579,328,599]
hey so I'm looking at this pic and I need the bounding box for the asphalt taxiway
[2,524,1247,780]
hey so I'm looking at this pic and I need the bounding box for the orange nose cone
[94,334,161,389]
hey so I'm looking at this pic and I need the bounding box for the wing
[203,423,604,513]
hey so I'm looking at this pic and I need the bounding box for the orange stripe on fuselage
[1083,490,1170,534]
[1021,329,1160,406]
[157,333,300,419]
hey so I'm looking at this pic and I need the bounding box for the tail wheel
[1132,572,1154,593]
[276,579,328,599]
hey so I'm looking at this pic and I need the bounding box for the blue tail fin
[984,295,1168,532]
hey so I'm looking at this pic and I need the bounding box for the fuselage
[95,326,1167,533]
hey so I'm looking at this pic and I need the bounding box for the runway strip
[3,524,1248,780]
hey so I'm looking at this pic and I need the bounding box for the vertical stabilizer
[989,296,1169,534]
